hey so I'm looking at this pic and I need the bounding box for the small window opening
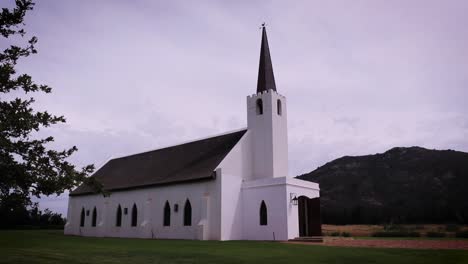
[116,205,122,227]
[131,203,138,227]
[163,201,171,226]
[277,99,282,116]
[80,208,85,227]
[256,99,263,115]
[184,199,192,226]
[260,200,268,226]
[91,207,97,227]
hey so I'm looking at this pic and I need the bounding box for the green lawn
[1,230,467,264]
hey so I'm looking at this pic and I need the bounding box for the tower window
[277,99,282,116]
[92,207,97,227]
[116,204,122,227]
[80,207,85,227]
[163,201,171,226]
[184,199,192,226]
[260,200,268,226]
[256,99,263,115]
[131,203,138,227]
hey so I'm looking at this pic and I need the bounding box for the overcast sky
[3,0,467,215]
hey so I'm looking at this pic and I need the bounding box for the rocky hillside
[297,147,468,224]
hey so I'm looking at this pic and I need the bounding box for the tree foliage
[0,0,97,227]
[0,200,66,229]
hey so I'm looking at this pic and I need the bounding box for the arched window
[80,207,85,227]
[131,203,138,227]
[116,204,122,227]
[256,99,263,115]
[163,201,171,226]
[183,199,192,226]
[277,99,282,115]
[91,207,97,227]
[260,200,268,226]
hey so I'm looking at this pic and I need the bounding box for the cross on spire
[256,24,277,93]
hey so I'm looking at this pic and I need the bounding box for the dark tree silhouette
[0,0,97,228]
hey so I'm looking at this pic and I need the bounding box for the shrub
[341,232,351,237]
[5,225,64,230]
[404,231,420,237]
[426,231,446,238]
[383,224,398,231]
[455,231,468,238]
[372,231,420,237]
[330,232,340,237]
[445,224,460,232]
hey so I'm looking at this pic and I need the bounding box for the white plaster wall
[240,177,319,241]
[247,90,288,180]
[241,178,288,240]
[216,132,252,240]
[271,94,288,178]
[247,92,272,179]
[64,178,222,240]
[217,131,253,181]
[218,173,243,240]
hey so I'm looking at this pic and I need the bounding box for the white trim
[241,177,319,190]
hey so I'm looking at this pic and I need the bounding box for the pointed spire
[256,24,277,93]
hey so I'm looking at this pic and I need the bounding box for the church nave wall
[65,178,222,240]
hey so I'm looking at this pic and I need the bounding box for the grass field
[1,230,468,264]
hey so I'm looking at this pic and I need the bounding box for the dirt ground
[288,237,468,250]
[322,224,468,237]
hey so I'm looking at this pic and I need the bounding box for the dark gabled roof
[257,25,277,93]
[70,129,247,196]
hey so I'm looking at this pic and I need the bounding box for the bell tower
[247,25,288,179]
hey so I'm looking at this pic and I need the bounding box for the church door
[298,196,322,237]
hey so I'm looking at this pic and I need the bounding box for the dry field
[322,224,468,237]
[288,238,468,250]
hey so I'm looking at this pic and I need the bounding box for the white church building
[65,27,321,241]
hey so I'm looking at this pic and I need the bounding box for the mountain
[297,147,468,224]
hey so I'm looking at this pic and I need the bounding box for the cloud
[3,0,466,215]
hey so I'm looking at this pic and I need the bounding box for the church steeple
[256,25,277,94]
[247,24,288,180]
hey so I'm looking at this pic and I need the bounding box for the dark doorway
[298,196,321,237]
